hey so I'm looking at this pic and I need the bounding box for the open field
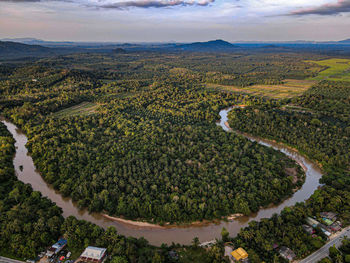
[306,58,350,82]
[53,102,99,117]
[206,79,315,99]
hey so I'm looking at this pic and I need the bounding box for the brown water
[1,107,323,246]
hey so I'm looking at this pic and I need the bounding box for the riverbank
[102,213,245,229]
[224,120,308,173]
[102,214,166,229]
[1,107,323,245]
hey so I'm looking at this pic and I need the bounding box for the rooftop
[80,247,107,260]
[231,247,248,261]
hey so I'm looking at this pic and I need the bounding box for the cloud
[0,0,216,9]
[0,0,40,2]
[99,0,215,9]
[290,0,350,15]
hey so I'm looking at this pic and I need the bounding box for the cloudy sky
[0,0,349,42]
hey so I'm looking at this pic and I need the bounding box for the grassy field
[306,58,350,82]
[206,79,315,99]
[53,102,99,118]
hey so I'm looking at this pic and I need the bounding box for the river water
[1,107,322,246]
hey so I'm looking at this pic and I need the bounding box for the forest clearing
[306,58,350,82]
[206,79,314,98]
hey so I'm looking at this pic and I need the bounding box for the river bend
[1,107,322,246]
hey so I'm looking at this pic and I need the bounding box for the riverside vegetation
[0,54,307,224]
[0,51,349,262]
[227,80,350,262]
[0,121,226,262]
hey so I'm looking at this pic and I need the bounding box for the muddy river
[1,107,322,246]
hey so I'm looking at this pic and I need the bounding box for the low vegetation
[306,58,350,82]
[53,102,99,118]
[206,79,314,99]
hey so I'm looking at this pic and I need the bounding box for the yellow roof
[231,247,248,261]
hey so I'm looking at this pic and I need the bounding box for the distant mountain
[0,41,55,59]
[1,37,43,43]
[176,39,238,51]
[1,38,77,46]
[338,39,350,44]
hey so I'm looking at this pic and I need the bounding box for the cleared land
[206,79,315,99]
[53,102,99,117]
[306,58,350,82]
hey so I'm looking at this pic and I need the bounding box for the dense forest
[226,80,350,262]
[0,55,307,223]
[1,51,349,262]
[228,80,350,190]
[0,122,64,257]
[0,121,226,262]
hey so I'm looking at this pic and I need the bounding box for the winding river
[1,107,323,246]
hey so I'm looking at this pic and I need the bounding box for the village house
[231,247,249,262]
[306,217,320,228]
[279,246,296,262]
[329,221,342,232]
[320,212,337,222]
[46,238,67,258]
[318,223,332,237]
[302,224,315,235]
[76,246,107,263]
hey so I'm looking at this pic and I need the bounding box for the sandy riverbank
[102,213,245,229]
[102,214,166,229]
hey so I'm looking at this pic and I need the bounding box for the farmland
[206,79,315,99]
[53,102,99,118]
[306,58,350,82]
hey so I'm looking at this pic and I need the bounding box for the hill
[338,38,350,44]
[0,41,55,59]
[176,39,238,51]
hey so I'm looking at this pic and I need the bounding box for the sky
[0,0,350,42]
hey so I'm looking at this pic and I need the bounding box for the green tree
[110,256,128,263]
[192,237,200,248]
[221,227,230,242]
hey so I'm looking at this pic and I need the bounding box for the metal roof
[80,247,107,260]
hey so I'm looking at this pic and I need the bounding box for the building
[322,218,334,226]
[279,246,296,262]
[168,251,179,260]
[77,246,107,263]
[199,240,216,248]
[320,212,337,221]
[320,212,337,226]
[46,239,67,257]
[302,224,315,235]
[231,247,249,262]
[329,221,342,232]
[318,224,332,237]
[306,217,320,228]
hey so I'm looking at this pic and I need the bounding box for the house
[77,246,107,263]
[318,224,332,237]
[231,247,249,262]
[329,221,342,232]
[320,212,337,221]
[322,218,334,226]
[46,238,67,257]
[199,240,216,247]
[168,251,179,260]
[279,246,296,262]
[302,224,315,235]
[306,217,320,228]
